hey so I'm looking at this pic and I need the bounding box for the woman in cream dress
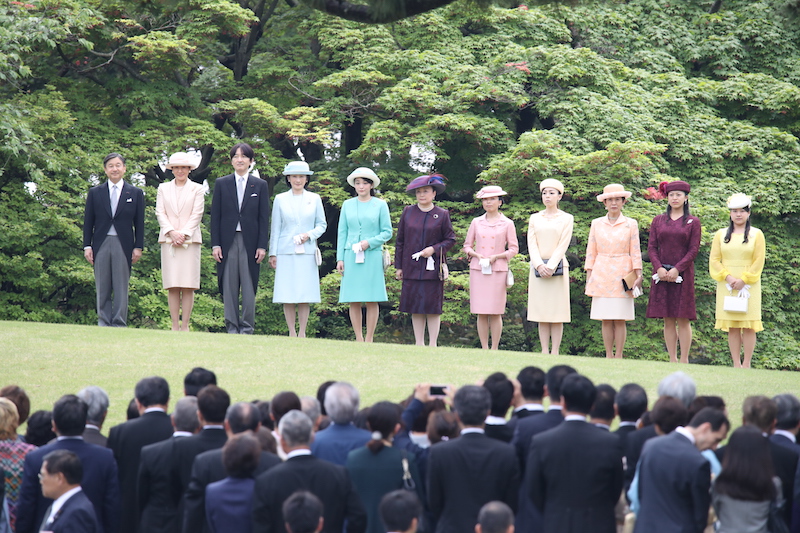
[709,193,765,368]
[155,152,205,330]
[585,183,643,358]
[527,179,573,355]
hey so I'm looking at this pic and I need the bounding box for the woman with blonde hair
[0,397,35,531]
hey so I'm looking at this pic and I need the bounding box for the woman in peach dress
[585,184,643,358]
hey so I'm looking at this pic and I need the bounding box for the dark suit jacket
[484,423,514,443]
[428,432,520,533]
[624,424,658,495]
[210,173,270,294]
[205,477,255,533]
[138,436,188,533]
[634,432,710,533]
[107,410,173,533]
[43,490,100,533]
[173,428,228,494]
[82,427,108,447]
[512,408,564,469]
[251,453,367,533]
[769,434,800,533]
[527,420,623,533]
[184,447,280,533]
[83,181,145,269]
[16,438,119,533]
[506,407,544,433]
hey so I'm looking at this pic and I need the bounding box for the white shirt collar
[514,404,544,413]
[547,405,563,412]
[235,172,249,180]
[84,424,100,431]
[286,449,312,459]
[173,431,193,438]
[675,426,695,445]
[56,436,83,441]
[461,427,485,435]
[202,425,224,430]
[618,421,637,427]
[773,430,797,443]
[485,416,507,425]
[144,407,166,414]
[594,423,611,430]
[47,486,83,525]
[564,414,587,422]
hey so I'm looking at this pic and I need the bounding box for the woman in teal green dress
[337,168,393,342]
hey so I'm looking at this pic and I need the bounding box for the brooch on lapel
[433,214,439,219]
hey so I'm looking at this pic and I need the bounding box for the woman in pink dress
[463,186,519,350]
[645,180,701,363]
[585,184,643,358]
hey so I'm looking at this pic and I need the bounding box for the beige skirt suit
[155,180,205,289]
[527,210,573,323]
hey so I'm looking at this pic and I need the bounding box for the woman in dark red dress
[646,180,701,363]
[395,174,456,347]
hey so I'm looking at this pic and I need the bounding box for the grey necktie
[111,184,120,216]
[237,176,245,210]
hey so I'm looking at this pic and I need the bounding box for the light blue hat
[283,161,314,176]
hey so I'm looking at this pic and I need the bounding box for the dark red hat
[659,180,690,195]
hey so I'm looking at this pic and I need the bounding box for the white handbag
[723,286,749,313]
[506,269,514,288]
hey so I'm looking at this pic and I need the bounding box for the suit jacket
[173,428,228,493]
[484,423,514,443]
[205,477,255,533]
[210,173,270,294]
[16,439,119,533]
[82,427,108,447]
[251,454,367,533]
[768,434,800,533]
[107,410,174,533]
[83,181,145,269]
[428,432,520,533]
[268,190,327,256]
[634,432,711,533]
[624,424,658,495]
[138,436,188,533]
[184,447,280,533]
[506,407,544,434]
[42,490,100,533]
[155,180,205,243]
[310,423,371,467]
[527,420,623,533]
[512,408,564,469]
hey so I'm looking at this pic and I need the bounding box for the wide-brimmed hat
[406,174,447,194]
[659,180,690,195]
[346,167,380,188]
[539,178,564,194]
[476,185,507,199]
[283,161,314,176]
[165,152,198,170]
[597,183,632,202]
[727,193,752,209]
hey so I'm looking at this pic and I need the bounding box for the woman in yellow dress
[709,193,765,368]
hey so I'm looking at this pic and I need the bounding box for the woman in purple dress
[395,174,456,347]
[645,180,701,363]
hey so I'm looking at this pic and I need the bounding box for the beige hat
[726,193,752,209]
[347,167,380,189]
[476,185,507,198]
[539,178,564,194]
[165,152,198,170]
[597,183,632,202]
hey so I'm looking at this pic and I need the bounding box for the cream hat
[539,178,564,194]
[597,183,632,202]
[165,152,198,170]
[726,193,752,209]
[347,167,380,188]
[476,185,507,198]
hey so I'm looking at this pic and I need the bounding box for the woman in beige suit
[156,152,205,330]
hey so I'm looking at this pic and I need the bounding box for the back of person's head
[184,367,217,396]
[615,383,648,423]
[300,396,321,425]
[545,365,577,401]
[25,410,56,446]
[324,382,360,425]
[316,381,336,416]
[516,366,545,402]
[476,501,514,533]
[221,433,261,478]
[688,406,730,432]
[483,373,514,418]
[279,410,314,448]
[197,385,230,424]
[379,490,422,533]
[256,426,278,455]
[271,391,302,426]
[254,400,274,430]
[715,425,776,501]
[0,385,31,425]
[742,395,777,433]
[589,384,616,421]
[366,401,401,454]
[173,396,199,433]
[76,386,110,426]
[411,399,446,433]
[687,395,726,422]
[227,402,260,434]
[773,393,800,431]
[454,385,491,426]
[0,398,20,439]
[135,376,170,408]
[650,396,688,434]
[657,371,696,407]
[353,407,370,430]
[560,374,596,415]
[127,398,140,420]
[283,491,324,533]
[43,449,83,486]
[427,411,461,444]
[52,395,88,436]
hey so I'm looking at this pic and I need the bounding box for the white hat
[726,193,752,209]
[539,178,564,194]
[347,167,380,189]
[165,152,198,170]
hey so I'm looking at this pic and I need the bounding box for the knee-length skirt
[590,297,635,321]
[273,254,320,303]
[469,270,507,315]
[161,242,201,289]
[399,279,444,315]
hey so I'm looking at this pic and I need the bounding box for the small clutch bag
[534,259,564,278]
[622,271,638,291]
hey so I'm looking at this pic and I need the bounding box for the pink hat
[406,174,447,193]
[476,186,507,199]
[596,183,632,202]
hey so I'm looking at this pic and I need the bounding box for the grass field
[2,320,797,430]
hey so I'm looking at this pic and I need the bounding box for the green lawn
[2,320,796,430]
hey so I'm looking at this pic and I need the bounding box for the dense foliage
[2,0,799,369]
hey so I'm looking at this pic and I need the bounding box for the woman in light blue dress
[269,161,327,337]
[337,168,393,342]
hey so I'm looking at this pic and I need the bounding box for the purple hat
[659,180,691,195]
[406,174,447,194]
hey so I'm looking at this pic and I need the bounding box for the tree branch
[307,0,457,24]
